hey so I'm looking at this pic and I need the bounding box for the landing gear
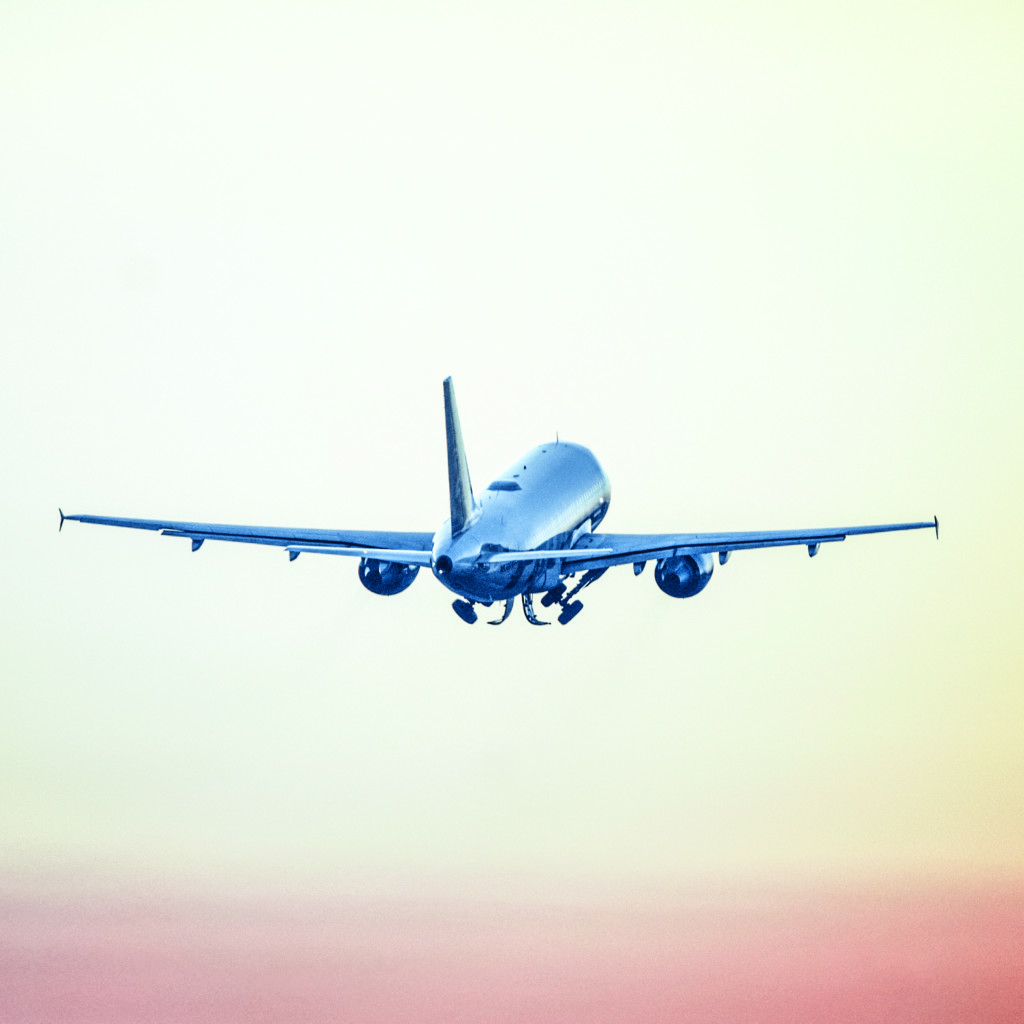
[553,568,607,624]
[528,568,610,626]
[451,599,477,624]
[557,600,584,625]
[521,591,549,626]
[488,598,514,625]
[455,569,609,627]
[562,568,606,601]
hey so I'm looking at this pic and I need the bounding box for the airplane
[60,377,938,626]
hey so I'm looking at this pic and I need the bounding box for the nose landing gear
[488,597,515,625]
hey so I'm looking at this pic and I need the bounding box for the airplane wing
[59,511,435,566]
[561,517,939,572]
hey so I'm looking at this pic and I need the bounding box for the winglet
[443,377,477,535]
[934,515,939,540]
[58,508,65,532]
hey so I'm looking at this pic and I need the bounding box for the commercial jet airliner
[61,377,937,626]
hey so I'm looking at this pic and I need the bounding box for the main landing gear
[451,599,478,624]
[450,598,513,625]
[450,569,607,626]
[522,590,581,626]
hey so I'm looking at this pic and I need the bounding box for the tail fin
[443,377,477,535]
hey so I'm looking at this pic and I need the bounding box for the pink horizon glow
[4,882,1022,1023]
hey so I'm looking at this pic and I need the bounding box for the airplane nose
[434,554,453,577]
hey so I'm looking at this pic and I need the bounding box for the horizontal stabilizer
[477,548,613,563]
[285,545,433,566]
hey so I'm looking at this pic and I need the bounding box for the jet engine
[654,552,714,598]
[358,558,419,596]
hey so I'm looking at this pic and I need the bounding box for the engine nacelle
[654,553,714,599]
[358,558,419,596]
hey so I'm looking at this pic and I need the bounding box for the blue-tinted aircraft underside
[61,378,937,627]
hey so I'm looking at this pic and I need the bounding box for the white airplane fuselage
[431,441,611,603]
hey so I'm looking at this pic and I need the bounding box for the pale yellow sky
[2,1,1022,902]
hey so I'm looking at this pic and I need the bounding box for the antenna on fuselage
[443,377,477,535]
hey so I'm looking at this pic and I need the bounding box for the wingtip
[934,514,939,540]
[58,507,65,532]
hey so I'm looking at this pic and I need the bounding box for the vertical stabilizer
[443,377,477,535]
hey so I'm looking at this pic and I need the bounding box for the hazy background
[3,1,1022,1019]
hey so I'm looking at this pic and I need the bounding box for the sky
[3,1,1024,1020]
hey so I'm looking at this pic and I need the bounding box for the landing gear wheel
[452,599,477,624]
[540,583,566,607]
[557,600,584,625]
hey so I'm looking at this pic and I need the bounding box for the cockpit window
[486,480,522,491]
